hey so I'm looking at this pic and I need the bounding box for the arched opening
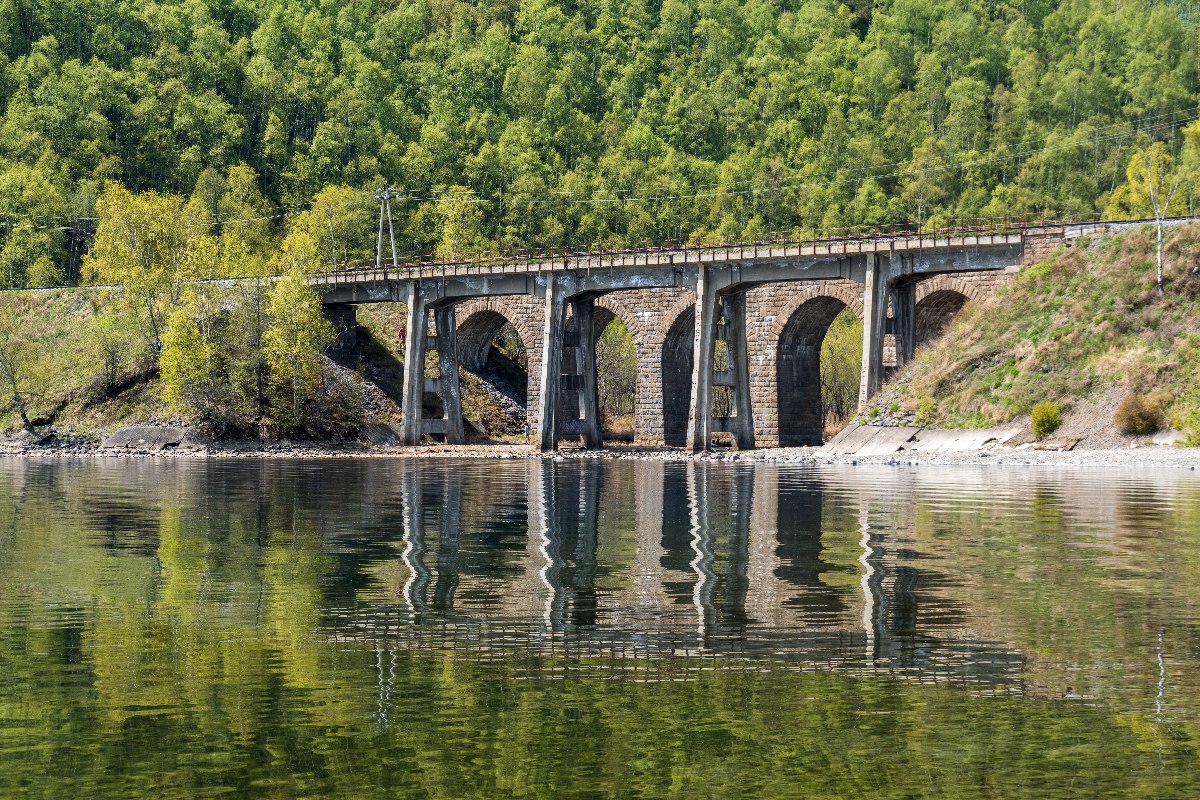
[593,309,636,441]
[661,306,695,447]
[457,311,528,399]
[777,297,860,447]
[915,290,969,347]
[456,310,530,438]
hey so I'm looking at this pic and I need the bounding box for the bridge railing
[314,212,1192,280]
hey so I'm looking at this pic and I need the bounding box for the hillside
[0,289,533,442]
[866,222,1200,445]
[2,0,1200,287]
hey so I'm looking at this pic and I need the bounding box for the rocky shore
[2,424,1198,469]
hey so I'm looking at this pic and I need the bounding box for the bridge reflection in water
[331,460,1025,692]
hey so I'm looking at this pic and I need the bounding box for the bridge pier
[687,273,754,452]
[858,255,887,409]
[888,279,917,368]
[401,283,428,446]
[401,283,465,445]
[433,304,465,444]
[536,278,566,451]
[536,279,604,452]
[687,268,719,452]
[569,297,603,450]
[715,293,754,450]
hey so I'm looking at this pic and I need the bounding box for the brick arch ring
[453,296,541,370]
[764,282,865,346]
[915,275,983,304]
[646,292,700,349]
[595,294,654,346]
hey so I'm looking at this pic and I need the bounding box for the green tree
[83,182,211,351]
[159,288,221,421]
[0,301,36,432]
[435,186,491,261]
[596,318,637,418]
[277,185,374,273]
[0,160,66,288]
[820,309,863,431]
[1106,143,1185,294]
[262,268,333,425]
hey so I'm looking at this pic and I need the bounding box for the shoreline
[2,438,1199,469]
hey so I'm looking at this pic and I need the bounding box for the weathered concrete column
[433,304,465,444]
[401,282,428,446]
[432,469,463,610]
[719,293,755,450]
[536,276,566,451]
[889,279,916,368]
[570,297,603,449]
[858,255,887,408]
[687,267,719,452]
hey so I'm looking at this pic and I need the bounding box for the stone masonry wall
[449,269,1018,447]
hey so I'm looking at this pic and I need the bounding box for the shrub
[1031,401,1062,439]
[1180,408,1200,447]
[1114,393,1166,435]
[914,396,937,427]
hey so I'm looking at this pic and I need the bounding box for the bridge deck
[309,232,1024,289]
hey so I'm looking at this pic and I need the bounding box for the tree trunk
[0,356,33,433]
[1157,217,1165,296]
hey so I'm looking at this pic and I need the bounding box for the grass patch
[885,223,1200,439]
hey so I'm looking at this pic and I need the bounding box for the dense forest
[2,0,1200,288]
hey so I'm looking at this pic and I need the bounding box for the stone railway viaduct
[313,223,1083,451]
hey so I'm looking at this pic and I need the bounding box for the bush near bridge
[877,223,1200,442]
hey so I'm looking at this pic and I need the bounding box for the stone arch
[661,304,696,447]
[454,297,543,418]
[775,294,855,447]
[914,277,977,347]
[454,297,539,371]
[595,294,653,346]
[764,282,863,347]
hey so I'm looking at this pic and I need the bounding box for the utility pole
[375,186,399,269]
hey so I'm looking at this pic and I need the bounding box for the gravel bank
[2,435,1198,469]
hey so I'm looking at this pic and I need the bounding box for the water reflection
[4,458,1200,798]
[308,459,1188,693]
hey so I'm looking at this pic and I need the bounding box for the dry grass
[0,288,158,436]
[889,223,1200,435]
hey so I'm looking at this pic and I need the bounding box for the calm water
[1,458,1199,798]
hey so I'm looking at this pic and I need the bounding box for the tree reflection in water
[1,458,1199,798]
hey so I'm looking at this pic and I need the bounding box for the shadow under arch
[777,295,852,447]
[661,306,695,447]
[456,309,531,405]
[915,289,969,347]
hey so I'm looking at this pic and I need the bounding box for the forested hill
[2,0,1200,287]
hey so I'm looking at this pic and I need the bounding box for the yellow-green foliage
[276,185,375,273]
[597,318,636,418]
[914,397,938,428]
[1031,401,1062,440]
[1114,392,1168,435]
[83,183,213,351]
[159,290,221,419]
[893,223,1200,431]
[820,309,863,427]
[263,269,335,425]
